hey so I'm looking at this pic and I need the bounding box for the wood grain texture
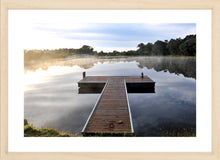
[3,0,216,9]
[1,0,220,159]
[0,0,8,160]
[212,1,220,159]
[82,77,133,135]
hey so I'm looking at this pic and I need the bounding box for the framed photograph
[1,0,219,159]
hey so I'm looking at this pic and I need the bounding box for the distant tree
[137,43,153,55]
[126,50,136,56]
[145,43,153,55]
[112,50,120,56]
[179,35,196,56]
[167,38,182,55]
[98,51,104,56]
[137,43,145,49]
[152,40,168,55]
[137,43,145,53]
[24,34,196,60]
[79,45,94,54]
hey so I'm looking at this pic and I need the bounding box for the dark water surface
[24,56,196,136]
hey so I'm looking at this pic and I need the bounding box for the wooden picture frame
[1,0,219,160]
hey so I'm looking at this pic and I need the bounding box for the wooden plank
[79,76,155,136]
[81,77,133,135]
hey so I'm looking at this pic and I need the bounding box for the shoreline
[24,119,80,137]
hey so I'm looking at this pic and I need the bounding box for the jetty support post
[141,72,144,78]
[83,72,86,79]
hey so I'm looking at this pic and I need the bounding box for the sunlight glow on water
[24,65,81,91]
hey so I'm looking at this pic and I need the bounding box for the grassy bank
[24,119,80,137]
[24,119,135,137]
[160,127,196,137]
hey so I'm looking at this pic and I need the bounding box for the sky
[9,11,196,52]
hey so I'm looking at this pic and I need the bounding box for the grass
[24,119,195,137]
[160,127,196,137]
[24,119,80,137]
[24,119,134,137]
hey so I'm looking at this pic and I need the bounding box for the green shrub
[24,118,28,125]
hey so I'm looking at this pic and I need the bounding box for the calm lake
[24,56,196,137]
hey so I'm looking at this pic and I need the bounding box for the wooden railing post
[83,72,86,79]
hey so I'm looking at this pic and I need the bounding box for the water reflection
[25,56,196,79]
[24,69,100,134]
[24,56,196,136]
[129,76,196,136]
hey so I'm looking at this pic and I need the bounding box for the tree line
[134,34,195,56]
[24,34,196,61]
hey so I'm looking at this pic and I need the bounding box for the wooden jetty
[78,73,155,136]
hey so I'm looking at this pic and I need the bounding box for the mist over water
[24,56,196,136]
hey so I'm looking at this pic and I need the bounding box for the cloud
[9,10,197,51]
[13,13,196,51]
[142,23,196,39]
[33,23,195,43]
